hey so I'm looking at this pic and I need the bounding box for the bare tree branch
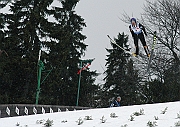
[142,0,180,62]
[0,49,8,56]
[120,0,180,83]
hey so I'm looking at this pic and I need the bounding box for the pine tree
[0,0,55,103]
[0,0,98,106]
[40,0,98,106]
[103,33,141,106]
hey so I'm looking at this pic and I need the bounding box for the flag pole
[76,60,82,106]
[76,59,94,106]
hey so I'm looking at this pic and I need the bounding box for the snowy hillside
[0,101,180,127]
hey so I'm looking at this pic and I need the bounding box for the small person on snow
[129,18,150,57]
[110,96,121,107]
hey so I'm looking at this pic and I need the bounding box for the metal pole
[35,49,42,105]
[35,49,52,104]
[35,60,43,105]
[76,61,82,106]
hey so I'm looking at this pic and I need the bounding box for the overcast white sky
[74,0,147,83]
[1,0,148,84]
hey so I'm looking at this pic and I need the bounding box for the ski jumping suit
[129,22,150,57]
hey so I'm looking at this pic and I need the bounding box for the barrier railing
[0,104,91,118]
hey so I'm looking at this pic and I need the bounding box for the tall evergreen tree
[0,0,55,103]
[103,33,141,107]
[0,0,98,106]
[40,0,98,106]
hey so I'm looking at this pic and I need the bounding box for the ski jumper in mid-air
[129,18,150,57]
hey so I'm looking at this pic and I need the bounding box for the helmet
[117,96,121,99]
[130,18,136,23]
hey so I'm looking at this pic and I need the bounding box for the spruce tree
[40,0,97,106]
[0,0,98,106]
[103,33,141,106]
[0,0,55,103]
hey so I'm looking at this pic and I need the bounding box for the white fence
[0,104,90,118]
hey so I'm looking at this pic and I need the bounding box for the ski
[147,31,157,73]
[107,35,144,63]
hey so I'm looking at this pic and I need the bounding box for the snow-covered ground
[0,101,180,127]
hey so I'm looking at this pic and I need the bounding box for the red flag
[77,63,91,74]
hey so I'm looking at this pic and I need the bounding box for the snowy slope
[0,101,180,127]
